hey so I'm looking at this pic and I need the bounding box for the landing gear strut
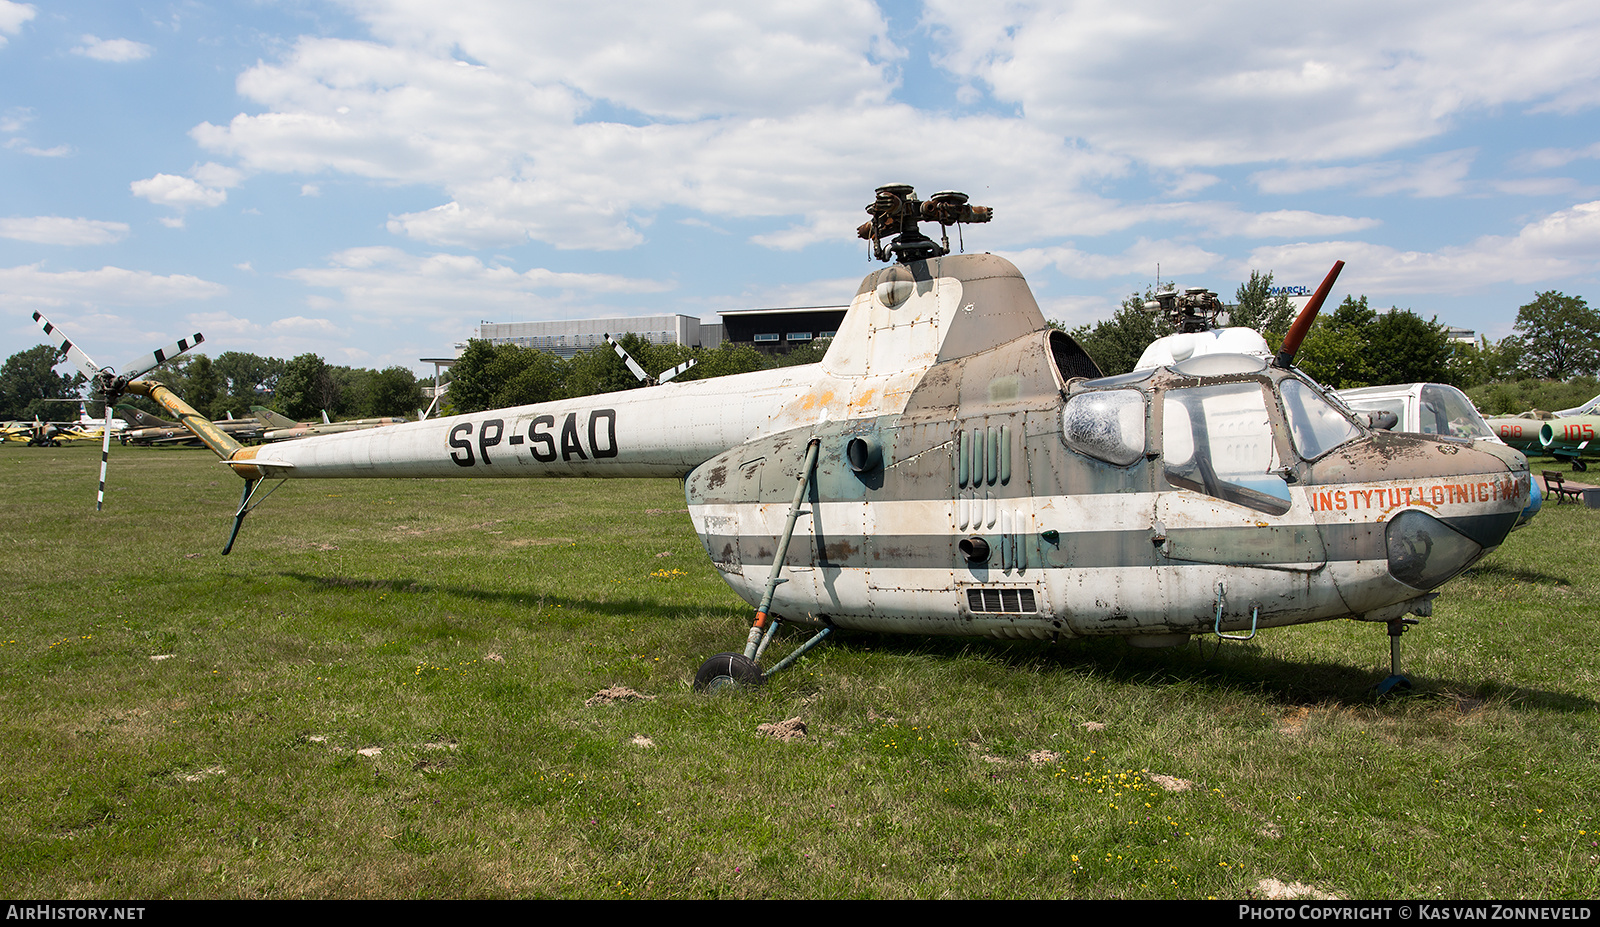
[693,436,834,693]
[1373,617,1420,697]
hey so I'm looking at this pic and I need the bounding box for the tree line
[1068,271,1600,413]
[7,278,1596,423]
[444,333,828,414]
[0,347,427,423]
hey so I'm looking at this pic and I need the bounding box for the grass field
[1,444,1596,899]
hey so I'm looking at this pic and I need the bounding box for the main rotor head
[857,184,992,263]
[1144,286,1224,334]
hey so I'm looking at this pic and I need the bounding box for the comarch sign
[1268,285,1313,297]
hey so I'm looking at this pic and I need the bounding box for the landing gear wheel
[1572,459,1588,472]
[693,652,764,693]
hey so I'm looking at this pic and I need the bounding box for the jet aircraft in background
[1484,406,1600,471]
[252,407,408,443]
[116,405,265,446]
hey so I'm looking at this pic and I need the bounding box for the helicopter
[37,184,1532,696]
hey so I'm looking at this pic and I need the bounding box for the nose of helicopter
[1388,438,1526,590]
[1314,434,1528,598]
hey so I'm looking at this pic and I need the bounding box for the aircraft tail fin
[115,404,173,428]
[250,406,298,429]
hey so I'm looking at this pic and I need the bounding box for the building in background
[474,314,720,359]
[716,306,848,354]
[467,305,851,360]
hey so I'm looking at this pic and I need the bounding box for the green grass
[1,445,1597,898]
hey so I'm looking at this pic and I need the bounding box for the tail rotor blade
[97,404,113,511]
[605,334,651,384]
[657,357,697,384]
[118,332,205,382]
[33,311,105,380]
[30,312,205,510]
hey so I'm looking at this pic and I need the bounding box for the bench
[1543,470,1598,504]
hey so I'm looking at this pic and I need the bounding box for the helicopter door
[1155,381,1327,572]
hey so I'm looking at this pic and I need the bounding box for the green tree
[181,354,222,419]
[277,353,338,421]
[562,340,645,399]
[682,343,769,381]
[368,366,427,417]
[328,365,371,418]
[1230,270,1296,343]
[0,345,85,420]
[1295,296,1376,389]
[1444,335,1514,390]
[213,351,284,417]
[1367,309,1454,385]
[1510,291,1600,379]
[1072,290,1171,377]
[442,340,502,414]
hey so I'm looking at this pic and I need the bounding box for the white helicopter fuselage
[210,253,1527,647]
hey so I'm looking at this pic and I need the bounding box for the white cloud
[271,315,346,335]
[1513,142,1600,171]
[349,0,898,120]
[283,247,676,320]
[1242,200,1600,293]
[191,162,243,190]
[1005,238,1223,281]
[2,106,68,156]
[15,143,71,157]
[0,264,225,308]
[0,2,33,48]
[130,173,227,209]
[922,1,1600,168]
[184,6,1136,253]
[0,216,129,245]
[71,35,153,63]
[1251,151,1477,197]
[0,106,29,133]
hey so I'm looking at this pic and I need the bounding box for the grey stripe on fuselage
[696,509,1515,572]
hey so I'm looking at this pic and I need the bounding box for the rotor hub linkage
[1144,286,1225,334]
[857,184,992,264]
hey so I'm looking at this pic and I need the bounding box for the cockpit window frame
[1153,375,1297,516]
[1277,374,1368,462]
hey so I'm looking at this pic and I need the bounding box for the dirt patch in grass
[1257,878,1340,900]
[1277,706,1312,735]
[586,686,655,706]
[1149,774,1194,792]
[757,718,806,741]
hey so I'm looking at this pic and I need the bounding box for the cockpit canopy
[1062,354,1364,514]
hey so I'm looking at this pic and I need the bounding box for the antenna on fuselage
[1272,261,1345,369]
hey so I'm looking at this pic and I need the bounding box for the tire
[693,652,764,693]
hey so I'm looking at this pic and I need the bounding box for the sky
[3,0,1600,376]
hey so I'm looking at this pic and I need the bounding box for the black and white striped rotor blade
[604,334,650,383]
[32,311,106,380]
[119,331,205,382]
[656,357,697,385]
[96,403,114,511]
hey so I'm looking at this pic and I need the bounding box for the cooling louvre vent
[966,587,1038,614]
